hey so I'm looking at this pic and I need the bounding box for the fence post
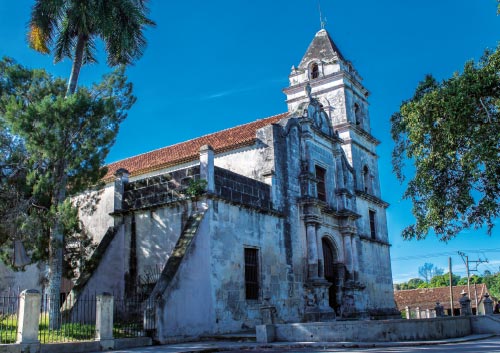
[459,290,472,316]
[415,306,421,319]
[16,289,41,347]
[96,293,114,350]
[405,306,411,319]
[482,293,494,315]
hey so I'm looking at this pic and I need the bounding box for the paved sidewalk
[91,334,495,353]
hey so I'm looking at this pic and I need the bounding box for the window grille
[315,165,326,202]
[369,210,376,239]
[244,248,259,300]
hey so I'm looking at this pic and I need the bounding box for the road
[101,337,500,353]
[223,337,500,352]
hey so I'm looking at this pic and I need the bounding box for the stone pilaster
[481,293,494,315]
[16,289,41,345]
[96,292,114,350]
[459,291,472,316]
[114,168,129,212]
[199,145,214,192]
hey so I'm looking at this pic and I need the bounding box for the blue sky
[1,1,499,283]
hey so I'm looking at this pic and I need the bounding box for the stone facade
[2,28,399,341]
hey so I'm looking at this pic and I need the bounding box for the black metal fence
[114,294,156,338]
[38,293,96,343]
[0,292,19,344]
[0,291,156,344]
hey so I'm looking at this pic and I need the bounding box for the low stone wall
[470,315,500,334]
[214,167,272,210]
[123,166,200,209]
[258,317,472,343]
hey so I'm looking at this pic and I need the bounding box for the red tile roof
[104,112,288,181]
[394,284,488,310]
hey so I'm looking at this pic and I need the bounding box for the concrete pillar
[426,309,431,318]
[459,291,472,316]
[435,302,444,317]
[263,170,279,211]
[96,293,114,350]
[199,145,214,192]
[306,223,319,279]
[415,307,421,319]
[405,306,411,319]
[16,289,41,344]
[114,168,129,211]
[481,293,494,315]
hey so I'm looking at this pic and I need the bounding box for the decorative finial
[318,0,327,30]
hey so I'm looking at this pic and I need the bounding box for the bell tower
[283,28,384,205]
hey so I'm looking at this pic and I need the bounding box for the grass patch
[0,314,17,344]
[0,313,147,344]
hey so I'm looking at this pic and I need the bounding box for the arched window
[363,165,371,193]
[311,63,319,79]
[354,103,362,126]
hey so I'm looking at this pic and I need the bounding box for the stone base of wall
[257,317,472,343]
[0,337,152,353]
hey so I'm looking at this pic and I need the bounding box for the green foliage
[29,0,155,95]
[429,273,460,287]
[397,278,425,290]
[396,267,500,298]
[418,262,444,283]
[482,271,500,299]
[391,46,500,240]
[185,179,208,198]
[0,58,135,278]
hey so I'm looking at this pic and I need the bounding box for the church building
[69,28,398,342]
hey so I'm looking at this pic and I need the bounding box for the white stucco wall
[156,209,214,341]
[77,184,115,243]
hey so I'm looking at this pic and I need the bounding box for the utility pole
[458,251,488,315]
[449,257,454,316]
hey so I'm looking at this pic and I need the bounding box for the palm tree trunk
[66,33,86,96]
[47,168,68,329]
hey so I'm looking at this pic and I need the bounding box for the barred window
[369,210,376,239]
[315,165,326,202]
[244,248,259,300]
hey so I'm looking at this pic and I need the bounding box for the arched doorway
[322,237,338,311]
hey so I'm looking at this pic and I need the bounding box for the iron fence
[0,293,19,344]
[0,290,156,344]
[38,292,96,343]
[113,294,156,338]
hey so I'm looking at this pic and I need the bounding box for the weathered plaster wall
[357,239,395,311]
[355,198,388,243]
[0,262,43,294]
[156,209,214,341]
[134,204,190,279]
[208,200,300,332]
[76,225,126,297]
[78,184,115,243]
[215,147,270,182]
[263,316,472,342]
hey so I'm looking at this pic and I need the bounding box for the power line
[392,248,500,261]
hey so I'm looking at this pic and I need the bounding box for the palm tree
[27,0,155,328]
[28,0,155,96]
